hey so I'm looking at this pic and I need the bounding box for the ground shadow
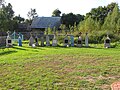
[0,50,17,56]
[12,46,26,50]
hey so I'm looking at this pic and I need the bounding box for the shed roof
[31,17,61,29]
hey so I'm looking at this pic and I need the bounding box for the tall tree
[61,13,84,28]
[52,9,61,17]
[85,2,117,25]
[0,3,14,31]
[27,8,38,23]
[102,4,120,32]
[13,14,25,23]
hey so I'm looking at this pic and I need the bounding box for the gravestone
[52,35,57,46]
[85,32,89,47]
[46,35,50,46]
[77,32,82,47]
[104,35,110,48]
[70,35,74,47]
[64,35,69,47]
[29,34,34,46]
[40,36,44,47]
[18,33,22,46]
[35,34,39,46]
[6,31,12,47]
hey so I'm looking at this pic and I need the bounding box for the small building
[18,23,30,32]
[31,17,61,35]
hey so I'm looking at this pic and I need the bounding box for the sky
[5,0,120,19]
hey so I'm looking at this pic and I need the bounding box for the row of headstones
[29,34,57,47]
[6,31,111,48]
[29,33,111,48]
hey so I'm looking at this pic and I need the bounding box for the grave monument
[40,36,44,47]
[104,35,111,48]
[35,34,39,46]
[18,33,22,46]
[70,35,74,47]
[77,32,82,47]
[85,32,89,47]
[46,35,50,46]
[6,31,12,47]
[29,33,34,46]
[52,34,57,46]
[64,35,69,47]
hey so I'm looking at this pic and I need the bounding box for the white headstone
[29,35,34,46]
[6,31,12,47]
[52,35,57,46]
[85,33,89,47]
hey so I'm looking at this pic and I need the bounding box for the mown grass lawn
[0,44,120,90]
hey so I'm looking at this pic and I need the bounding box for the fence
[0,36,6,47]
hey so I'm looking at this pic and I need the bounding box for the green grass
[0,44,120,90]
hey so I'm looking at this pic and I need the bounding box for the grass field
[0,44,120,90]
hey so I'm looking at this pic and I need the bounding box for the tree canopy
[61,13,84,28]
[52,9,61,17]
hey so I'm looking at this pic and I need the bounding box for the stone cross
[46,35,50,46]
[18,33,22,46]
[40,36,44,47]
[6,31,12,47]
[29,33,34,46]
[35,34,39,46]
[70,35,74,47]
[52,34,57,46]
[85,32,89,47]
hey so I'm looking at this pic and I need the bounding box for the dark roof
[31,17,61,29]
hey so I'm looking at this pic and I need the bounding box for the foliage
[78,2,120,43]
[86,2,117,25]
[0,3,14,31]
[27,8,38,23]
[52,9,61,17]
[13,14,25,23]
[61,13,84,28]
